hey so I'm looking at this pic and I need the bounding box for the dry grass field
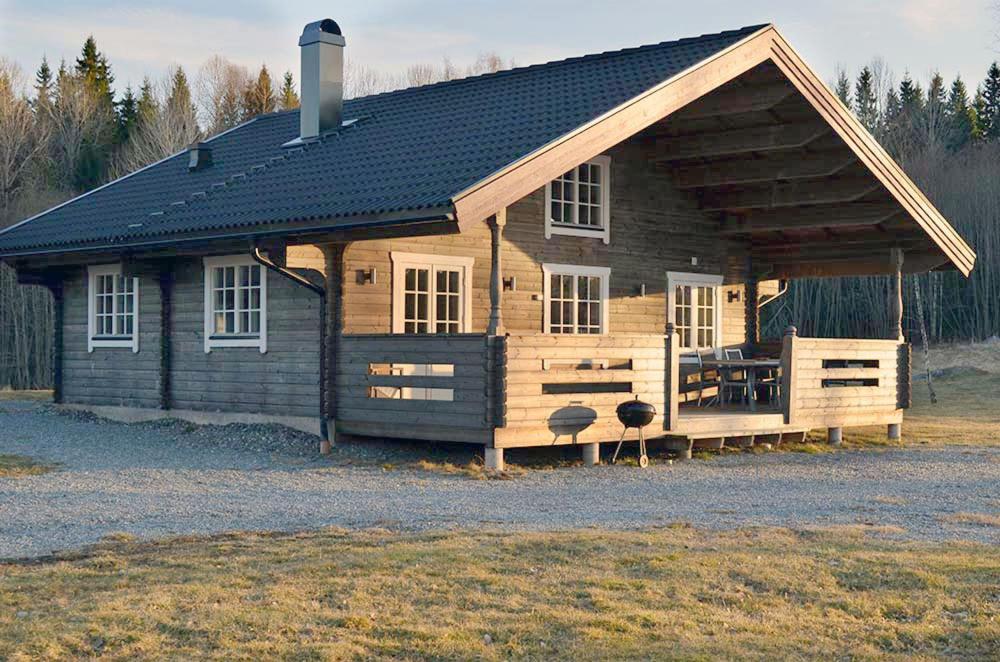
[0,343,997,659]
[0,454,57,478]
[1,527,998,661]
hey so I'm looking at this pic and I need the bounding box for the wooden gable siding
[290,135,750,342]
[61,263,162,408]
[168,257,321,419]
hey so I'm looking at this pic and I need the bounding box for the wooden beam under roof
[750,233,931,258]
[719,203,902,235]
[700,175,882,211]
[764,251,949,278]
[655,121,830,161]
[670,150,857,189]
[669,80,797,121]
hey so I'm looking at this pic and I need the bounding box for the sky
[2,0,998,96]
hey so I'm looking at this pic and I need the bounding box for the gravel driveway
[1,399,998,558]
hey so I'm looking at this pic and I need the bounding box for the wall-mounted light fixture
[727,289,741,303]
[503,276,517,292]
[636,283,646,298]
[358,267,377,285]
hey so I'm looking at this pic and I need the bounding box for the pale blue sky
[2,0,998,94]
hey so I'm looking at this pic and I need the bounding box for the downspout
[251,246,328,439]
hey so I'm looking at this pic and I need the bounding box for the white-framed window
[390,252,474,334]
[544,155,611,244]
[667,271,724,360]
[87,264,139,353]
[203,255,267,353]
[542,263,611,335]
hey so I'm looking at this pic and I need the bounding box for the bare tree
[0,59,49,221]
[196,55,249,136]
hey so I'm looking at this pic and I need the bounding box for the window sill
[546,224,610,244]
[89,337,138,353]
[205,336,266,354]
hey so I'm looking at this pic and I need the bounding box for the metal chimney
[298,19,345,140]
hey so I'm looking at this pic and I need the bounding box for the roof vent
[188,142,213,171]
[299,18,346,140]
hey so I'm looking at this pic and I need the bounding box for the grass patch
[938,512,1000,528]
[0,389,52,402]
[0,454,57,478]
[0,527,997,660]
[413,459,526,480]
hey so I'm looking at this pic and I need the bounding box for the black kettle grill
[611,396,657,467]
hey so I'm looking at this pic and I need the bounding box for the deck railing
[780,330,910,428]
[336,334,495,443]
[492,334,679,448]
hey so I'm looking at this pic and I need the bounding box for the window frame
[87,264,140,353]
[390,252,475,334]
[542,263,611,335]
[667,271,724,362]
[544,155,612,244]
[203,255,268,354]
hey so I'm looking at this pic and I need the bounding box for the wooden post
[158,264,173,410]
[745,258,759,347]
[780,325,797,425]
[665,323,679,432]
[49,277,64,405]
[487,208,506,336]
[890,248,904,341]
[322,243,347,454]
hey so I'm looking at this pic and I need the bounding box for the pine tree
[854,67,879,132]
[242,65,276,119]
[117,85,138,143]
[34,56,53,111]
[166,66,199,138]
[972,89,988,141]
[135,77,158,129]
[982,62,1000,140]
[923,72,947,146]
[279,71,299,110]
[945,76,974,151]
[74,35,115,106]
[834,67,852,110]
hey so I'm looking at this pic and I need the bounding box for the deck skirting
[57,404,322,437]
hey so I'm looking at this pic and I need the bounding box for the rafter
[763,252,950,279]
[669,80,797,121]
[699,176,882,212]
[655,121,830,161]
[719,203,903,235]
[670,150,856,189]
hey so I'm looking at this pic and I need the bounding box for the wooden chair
[719,349,750,406]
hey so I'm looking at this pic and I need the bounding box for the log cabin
[0,20,976,469]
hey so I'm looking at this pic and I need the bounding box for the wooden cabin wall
[290,134,751,344]
[61,264,162,408]
[168,257,321,419]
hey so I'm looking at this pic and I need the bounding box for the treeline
[0,35,510,389]
[762,61,1000,344]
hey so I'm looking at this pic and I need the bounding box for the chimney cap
[299,19,345,47]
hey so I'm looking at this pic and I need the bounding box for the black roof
[0,25,766,256]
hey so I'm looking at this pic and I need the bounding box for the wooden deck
[332,331,909,450]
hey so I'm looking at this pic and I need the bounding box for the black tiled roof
[0,25,767,256]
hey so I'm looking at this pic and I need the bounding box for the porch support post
[322,242,347,455]
[49,277,64,405]
[158,263,173,410]
[745,258,759,346]
[890,248,904,341]
[487,208,506,336]
[485,447,504,472]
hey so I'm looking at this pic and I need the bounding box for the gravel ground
[1,399,998,558]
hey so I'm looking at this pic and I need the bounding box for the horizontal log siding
[495,334,674,448]
[784,337,905,428]
[336,334,492,443]
[168,257,321,418]
[62,264,162,408]
[333,135,750,342]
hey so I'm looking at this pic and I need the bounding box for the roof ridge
[343,24,771,105]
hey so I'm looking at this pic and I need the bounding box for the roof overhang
[451,25,975,278]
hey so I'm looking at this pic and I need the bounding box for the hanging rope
[913,276,937,404]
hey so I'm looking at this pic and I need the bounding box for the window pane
[250,266,260,287]
[417,269,428,291]
[250,311,260,333]
[226,312,235,334]
[239,265,250,288]
[405,268,416,290]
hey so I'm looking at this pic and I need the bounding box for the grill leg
[611,428,628,465]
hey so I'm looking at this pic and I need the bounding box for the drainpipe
[251,246,328,440]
